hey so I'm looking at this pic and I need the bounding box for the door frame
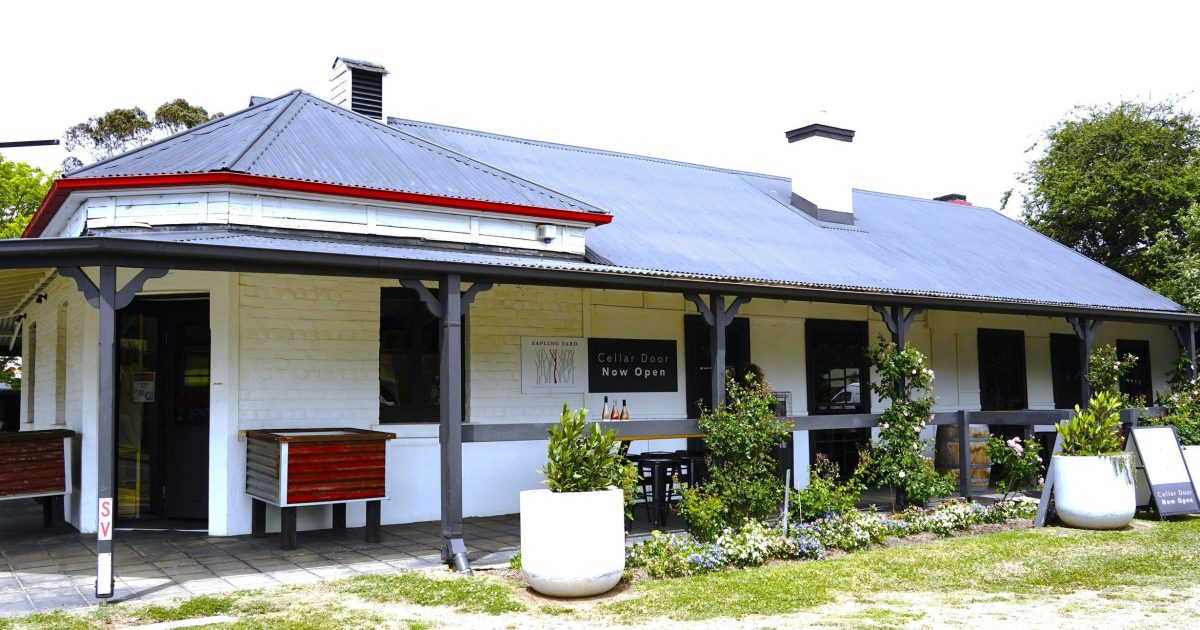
[115,295,211,524]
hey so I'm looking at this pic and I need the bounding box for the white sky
[3,0,1198,217]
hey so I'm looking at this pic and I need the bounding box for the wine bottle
[620,399,629,421]
[611,400,620,421]
[600,396,610,421]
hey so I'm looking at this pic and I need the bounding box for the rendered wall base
[520,488,624,597]
[1053,454,1135,530]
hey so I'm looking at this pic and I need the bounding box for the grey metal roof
[389,117,1186,314]
[65,92,603,215]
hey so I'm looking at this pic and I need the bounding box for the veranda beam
[1069,317,1102,404]
[57,266,166,599]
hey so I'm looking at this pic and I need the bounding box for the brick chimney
[934,193,972,206]
[785,122,855,222]
[330,57,389,120]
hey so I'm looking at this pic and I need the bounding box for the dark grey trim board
[0,235,1196,324]
[459,408,1142,443]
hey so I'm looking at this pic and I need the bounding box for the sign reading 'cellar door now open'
[587,338,678,393]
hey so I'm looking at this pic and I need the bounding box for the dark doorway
[978,328,1027,484]
[116,297,210,525]
[1050,334,1083,410]
[806,320,871,479]
[684,315,751,419]
[1116,339,1152,405]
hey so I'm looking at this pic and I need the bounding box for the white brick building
[1,58,1195,594]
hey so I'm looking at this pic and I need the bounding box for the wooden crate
[244,428,395,507]
[0,429,74,499]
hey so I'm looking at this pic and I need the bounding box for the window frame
[805,319,871,415]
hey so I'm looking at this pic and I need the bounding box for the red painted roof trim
[22,172,612,237]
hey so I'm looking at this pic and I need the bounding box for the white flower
[914,426,921,432]
[898,471,906,478]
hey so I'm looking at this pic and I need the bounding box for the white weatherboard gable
[46,187,592,255]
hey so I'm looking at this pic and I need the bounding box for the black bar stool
[638,452,680,527]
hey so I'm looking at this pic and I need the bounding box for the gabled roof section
[58,90,605,215]
[390,117,1186,314]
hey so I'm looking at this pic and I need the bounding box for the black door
[806,320,871,479]
[1116,339,1152,405]
[1050,334,1083,410]
[684,315,751,419]
[978,328,1027,484]
[116,297,210,523]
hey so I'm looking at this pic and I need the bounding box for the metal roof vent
[785,122,855,224]
[330,57,389,120]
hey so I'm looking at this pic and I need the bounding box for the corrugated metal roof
[389,118,1185,314]
[98,227,1178,314]
[65,92,603,216]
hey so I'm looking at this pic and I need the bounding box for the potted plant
[520,403,638,597]
[1052,391,1135,529]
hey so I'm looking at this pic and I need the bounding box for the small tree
[677,373,791,540]
[861,338,957,507]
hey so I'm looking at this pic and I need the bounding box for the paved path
[0,499,522,617]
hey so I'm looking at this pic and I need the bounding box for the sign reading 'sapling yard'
[521,337,587,394]
[587,338,678,393]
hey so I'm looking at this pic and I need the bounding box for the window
[379,288,441,423]
[1116,339,1152,405]
[26,323,35,424]
[805,319,870,480]
[55,302,67,425]
[978,329,1027,411]
[1049,333,1083,410]
[806,320,870,414]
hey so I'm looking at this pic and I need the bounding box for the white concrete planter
[520,487,624,597]
[1053,453,1135,530]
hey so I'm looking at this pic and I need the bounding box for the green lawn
[3,517,1198,629]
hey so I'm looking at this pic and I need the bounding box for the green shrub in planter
[540,403,639,511]
[1056,391,1125,456]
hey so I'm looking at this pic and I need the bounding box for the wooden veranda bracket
[683,293,750,327]
[1067,316,1101,346]
[401,279,493,317]
[58,266,168,310]
[871,304,924,346]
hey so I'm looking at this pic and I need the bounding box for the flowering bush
[625,500,1038,580]
[715,519,784,567]
[795,509,889,551]
[985,434,1043,499]
[1087,344,1140,406]
[626,531,711,578]
[860,338,958,506]
[1156,370,1200,446]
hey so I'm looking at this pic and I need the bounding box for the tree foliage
[62,98,221,170]
[1017,100,1200,284]
[0,153,55,239]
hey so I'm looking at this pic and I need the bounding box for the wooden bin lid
[243,427,396,443]
[0,429,76,443]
